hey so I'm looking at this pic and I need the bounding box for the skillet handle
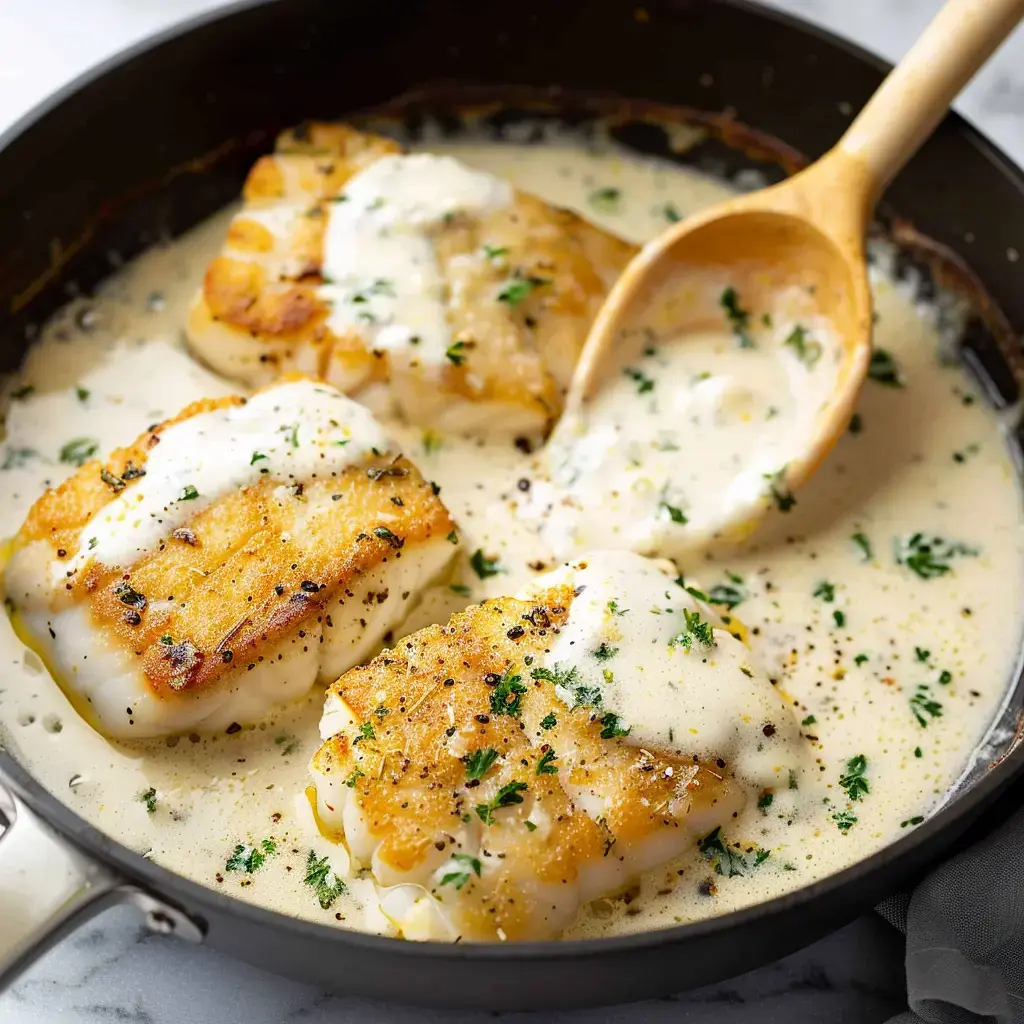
[0,782,204,990]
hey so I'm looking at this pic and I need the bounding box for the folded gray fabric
[880,808,1024,1024]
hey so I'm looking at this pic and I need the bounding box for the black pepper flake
[514,436,533,455]
[56,548,67,558]
[300,580,321,593]
[506,626,525,640]
[274,584,285,596]
[762,723,776,737]
[121,461,146,481]
[123,609,142,626]
[483,673,502,686]
[222,650,233,664]
[474,714,490,724]
[225,722,242,735]
[517,478,531,492]
[443,678,455,687]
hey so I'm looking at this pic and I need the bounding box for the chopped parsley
[910,685,943,727]
[593,642,619,661]
[353,721,376,744]
[445,340,468,366]
[476,781,528,825]
[813,581,836,602]
[75,385,90,403]
[765,469,796,512]
[440,853,482,890]
[698,826,769,877]
[470,549,504,579]
[915,647,931,663]
[661,201,682,223]
[373,526,405,550]
[757,791,774,810]
[280,422,300,448]
[588,187,622,214]
[623,367,655,394]
[599,712,630,739]
[838,754,869,801]
[139,787,157,814]
[707,579,745,610]
[498,275,548,308]
[463,747,499,781]
[449,583,471,597]
[225,838,276,873]
[720,286,754,348]
[11,384,34,400]
[833,610,846,628]
[894,533,977,579]
[868,348,903,387]
[852,533,873,560]
[482,244,508,260]
[251,451,268,465]
[848,413,863,435]
[2,448,39,470]
[801,715,817,726]
[832,811,858,832]
[59,437,98,467]
[303,850,347,909]
[660,502,688,524]
[178,484,199,501]
[783,324,822,368]
[540,712,557,730]
[854,653,869,666]
[275,733,299,756]
[344,769,364,788]
[536,749,559,775]
[607,599,627,617]
[114,582,147,610]
[489,669,527,717]
[669,608,716,651]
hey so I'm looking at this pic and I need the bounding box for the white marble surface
[1,0,1022,1021]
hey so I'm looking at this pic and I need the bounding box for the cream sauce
[519,551,803,792]
[0,131,1021,940]
[320,154,512,366]
[529,294,840,556]
[61,379,392,577]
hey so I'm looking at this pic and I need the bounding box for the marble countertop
[2,1,1023,1021]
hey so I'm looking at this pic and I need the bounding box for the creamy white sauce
[0,129,1020,940]
[521,551,802,793]
[320,154,512,366]
[530,295,840,556]
[60,379,391,577]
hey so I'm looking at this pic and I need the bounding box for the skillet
[2,0,1024,1010]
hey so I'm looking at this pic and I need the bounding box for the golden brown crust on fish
[14,380,455,701]
[187,123,636,430]
[312,585,737,940]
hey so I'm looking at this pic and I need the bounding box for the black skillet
[2,0,1024,1010]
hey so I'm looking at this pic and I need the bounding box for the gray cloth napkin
[878,804,1024,1024]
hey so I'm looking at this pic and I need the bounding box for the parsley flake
[463,747,499,781]
[440,853,482,889]
[476,781,528,825]
[303,850,347,909]
[839,754,869,801]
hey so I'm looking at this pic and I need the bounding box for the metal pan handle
[0,781,204,989]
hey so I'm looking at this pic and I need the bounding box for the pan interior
[1,107,1023,946]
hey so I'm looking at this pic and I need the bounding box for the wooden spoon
[566,0,1024,537]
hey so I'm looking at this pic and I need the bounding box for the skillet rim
[1,0,1024,965]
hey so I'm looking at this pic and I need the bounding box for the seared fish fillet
[310,551,797,941]
[186,123,636,436]
[4,377,457,738]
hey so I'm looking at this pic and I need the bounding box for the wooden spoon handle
[836,0,1024,204]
